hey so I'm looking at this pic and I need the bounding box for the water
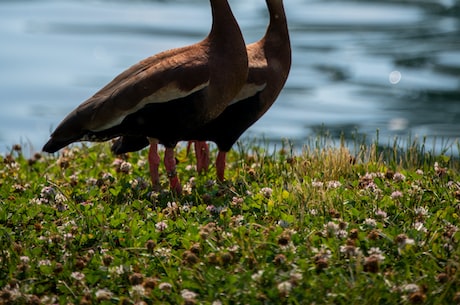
[1,0,459,154]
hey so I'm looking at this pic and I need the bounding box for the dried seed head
[273,254,287,266]
[145,240,156,253]
[408,291,426,304]
[363,256,380,273]
[182,250,199,265]
[315,257,329,272]
[220,252,233,266]
[129,273,144,286]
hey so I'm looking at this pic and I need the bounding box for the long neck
[264,0,291,57]
[208,0,241,42]
[205,0,248,119]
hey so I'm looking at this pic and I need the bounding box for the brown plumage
[43,0,248,192]
[113,0,291,181]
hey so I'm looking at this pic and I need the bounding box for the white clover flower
[311,181,324,188]
[55,193,67,204]
[95,288,113,301]
[251,270,264,282]
[181,289,198,300]
[231,196,243,206]
[393,172,406,182]
[119,161,132,173]
[414,207,428,217]
[375,209,388,220]
[340,245,362,257]
[71,271,85,281]
[109,265,125,275]
[402,283,420,293]
[336,229,348,239]
[137,159,147,168]
[416,169,424,175]
[260,187,273,198]
[327,180,342,189]
[130,285,146,298]
[159,282,173,292]
[38,259,52,266]
[364,218,377,228]
[368,247,385,262]
[414,222,427,233]
[277,281,293,295]
[390,191,403,199]
[86,177,98,186]
[20,256,30,264]
[155,221,168,232]
[325,221,339,234]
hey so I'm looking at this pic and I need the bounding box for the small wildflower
[364,218,377,228]
[158,282,173,293]
[324,221,339,237]
[434,162,447,177]
[277,281,292,297]
[119,161,132,173]
[155,221,168,232]
[129,285,146,298]
[71,271,85,281]
[340,245,361,258]
[414,222,427,233]
[414,207,428,217]
[311,181,324,188]
[181,289,198,300]
[393,172,406,182]
[416,169,424,175]
[38,259,52,266]
[375,209,388,221]
[95,288,113,301]
[327,180,342,189]
[391,191,403,199]
[86,177,98,186]
[337,229,348,239]
[251,270,264,281]
[260,187,273,198]
[111,158,123,170]
[395,234,415,251]
[20,256,30,264]
[206,205,218,214]
[40,186,56,202]
[231,196,243,206]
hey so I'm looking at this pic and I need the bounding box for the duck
[113,0,291,182]
[42,0,248,193]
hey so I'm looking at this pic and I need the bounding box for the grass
[0,135,459,304]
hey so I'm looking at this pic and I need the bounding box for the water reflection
[0,0,459,154]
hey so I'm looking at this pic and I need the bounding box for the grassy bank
[1,137,459,304]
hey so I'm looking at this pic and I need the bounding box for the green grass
[1,136,459,304]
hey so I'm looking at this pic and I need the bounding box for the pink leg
[194,141,210,173]
[216,150,227,182]
[148,138,161,191]
[164,147,182,194]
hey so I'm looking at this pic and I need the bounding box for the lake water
[1,0,459,154]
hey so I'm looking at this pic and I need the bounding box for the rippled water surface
[1,0,459,153]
